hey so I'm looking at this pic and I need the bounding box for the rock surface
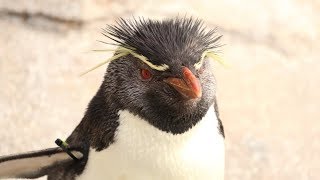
[0,0,319,179]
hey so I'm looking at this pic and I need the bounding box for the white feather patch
[78,106,224,180]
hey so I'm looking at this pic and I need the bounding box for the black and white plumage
[0,17,225,180]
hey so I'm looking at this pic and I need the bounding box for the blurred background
[0,0,319,179]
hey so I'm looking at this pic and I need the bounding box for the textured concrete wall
[0,0,319,179]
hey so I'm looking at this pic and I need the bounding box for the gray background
[0,0,319,179]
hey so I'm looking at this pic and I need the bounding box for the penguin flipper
[0,147,83,179]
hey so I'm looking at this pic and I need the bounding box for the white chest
[77,106,225,180]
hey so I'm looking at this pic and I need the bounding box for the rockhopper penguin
[0,17,225,180]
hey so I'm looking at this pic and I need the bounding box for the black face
[101,17,221,134]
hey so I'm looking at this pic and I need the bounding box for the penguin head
[102,17,222,134]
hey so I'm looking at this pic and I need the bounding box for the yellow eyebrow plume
[81,47,169,76]
[194,50,228,70]
[80,52,129,76]
[121,48,169,71]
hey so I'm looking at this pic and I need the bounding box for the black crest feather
[102,17,222,66]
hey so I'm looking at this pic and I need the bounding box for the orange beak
[164,67,202,99]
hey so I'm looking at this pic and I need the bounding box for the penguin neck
[74,87,121,151]
[131,98,214,135]
[77,85,222,151]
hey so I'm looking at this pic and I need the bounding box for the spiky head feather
[104,17,222,66]
[82,17,224,75]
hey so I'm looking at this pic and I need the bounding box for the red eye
[140,69,152,80]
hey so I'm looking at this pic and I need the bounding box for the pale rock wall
[0,0,319,179]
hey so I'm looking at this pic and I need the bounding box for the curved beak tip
[164,67,202,100]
